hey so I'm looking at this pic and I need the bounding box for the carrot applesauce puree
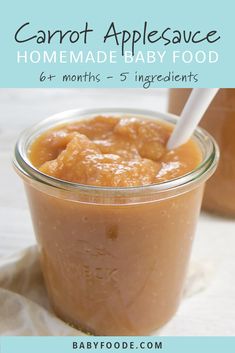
[29,116,201,185]
[24,115,206,336]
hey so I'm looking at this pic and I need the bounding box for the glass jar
[14,108,218,335]
[169,89,235,216]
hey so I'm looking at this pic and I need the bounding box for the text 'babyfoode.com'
[72,339,163,351]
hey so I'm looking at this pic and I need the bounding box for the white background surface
[0,88,235,335]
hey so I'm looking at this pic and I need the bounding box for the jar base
[50,300,178,336]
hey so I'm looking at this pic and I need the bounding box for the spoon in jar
[167,88,219,150]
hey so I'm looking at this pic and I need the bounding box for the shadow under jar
[14,108,218,336]
[168,88,235,217]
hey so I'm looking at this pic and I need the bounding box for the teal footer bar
[1,337,235,353]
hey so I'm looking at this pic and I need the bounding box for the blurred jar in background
[168,88,235,217]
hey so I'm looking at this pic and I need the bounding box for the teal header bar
[0,0,234,88]
[1,337,235,353]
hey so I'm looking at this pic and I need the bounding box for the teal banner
[1,337,235,353]
[0,0,234,87]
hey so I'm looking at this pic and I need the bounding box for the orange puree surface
[29,116,202,187]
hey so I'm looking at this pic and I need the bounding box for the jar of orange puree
[14,108,218,335]
[169,89,235,217]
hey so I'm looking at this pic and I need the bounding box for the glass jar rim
[13,107,219,199]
